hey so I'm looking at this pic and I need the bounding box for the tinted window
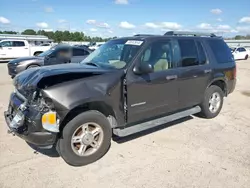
[0,41,13,47]
[196,41,207,65]
[178,39,199,67]
[208,39,233,63]
[56,48,71,58]
[140,40,173,72]
[239,47,246,52]
[73,48,88,56]
[13,41,25,47]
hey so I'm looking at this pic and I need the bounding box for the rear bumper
[4,93,57,147]
[227,79,236,95]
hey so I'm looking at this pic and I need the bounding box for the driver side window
[0,41,13,47]
[140,40,173,72]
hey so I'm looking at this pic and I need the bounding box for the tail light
[233,65,237,79]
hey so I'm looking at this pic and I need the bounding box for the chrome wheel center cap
[82,133,94,145]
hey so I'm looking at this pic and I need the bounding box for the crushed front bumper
[4,92,57,147]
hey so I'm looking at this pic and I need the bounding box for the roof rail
[133,34,156,37]
[164,31,216,37]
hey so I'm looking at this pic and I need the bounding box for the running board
[113,106,201,137]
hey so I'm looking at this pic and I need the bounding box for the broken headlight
[40,97,54,109]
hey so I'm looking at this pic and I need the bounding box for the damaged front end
[4,63,116,148]
[4,88,58,147]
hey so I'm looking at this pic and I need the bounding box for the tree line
[0,29,114,42]
[1,29,250,41]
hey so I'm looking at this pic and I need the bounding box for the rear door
[13,41,29,57]
[175,38,212,108]
[71,48,90,63]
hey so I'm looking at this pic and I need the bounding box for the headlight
[41,110,59,133]
[39,96,55,111]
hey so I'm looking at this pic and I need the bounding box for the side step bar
[113,106,201,137]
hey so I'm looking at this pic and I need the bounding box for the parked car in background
[0,39,51,60]
[7,46,92,78]
[88,42,105,50]
[232,47,249,60]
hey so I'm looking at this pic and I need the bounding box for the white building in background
[225,40,250,49]
[0,34,53,46]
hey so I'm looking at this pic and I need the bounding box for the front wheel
[199,85,224,119]
[57,111,112,166]
[245,55,248,60]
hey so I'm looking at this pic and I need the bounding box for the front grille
[7,64,17,75]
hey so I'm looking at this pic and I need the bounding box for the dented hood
[14,63,115,91]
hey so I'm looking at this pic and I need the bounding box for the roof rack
[133,34,156,37]
[164,31,216,37]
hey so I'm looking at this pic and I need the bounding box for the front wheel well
[59,101,116,132]
[209,80,227,96]
[33,51,43,56]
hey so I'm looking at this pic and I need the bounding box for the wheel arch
[33,51,43,56]
[59,100,117,132]
[207,78,227,96]
[26,63,40,69]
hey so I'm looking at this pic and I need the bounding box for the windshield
[38,49,55,57]
[80,39,143,69]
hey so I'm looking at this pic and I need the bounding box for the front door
[0,41,13,59]
[126,39,179,124]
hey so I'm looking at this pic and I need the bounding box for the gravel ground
[0,60,250,188]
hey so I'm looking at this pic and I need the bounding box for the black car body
[4,31,236,166]
[7,46,92,77]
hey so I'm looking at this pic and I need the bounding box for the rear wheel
[199,85,224,119]
[57,110,112,166]
[245,55,248,60]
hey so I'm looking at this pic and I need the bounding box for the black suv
[4,31,236,166]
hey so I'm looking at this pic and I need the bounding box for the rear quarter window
[207,39,234,63]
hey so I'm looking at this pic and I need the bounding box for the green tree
[22,29,36,35]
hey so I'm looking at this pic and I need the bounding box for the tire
[245,55,248,60]
[199,85,224,119]
[26,65,39,69]
[57,110,112,166]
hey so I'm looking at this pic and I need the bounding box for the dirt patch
[242,91,250,97]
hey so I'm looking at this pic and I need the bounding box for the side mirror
[133,63,153,75]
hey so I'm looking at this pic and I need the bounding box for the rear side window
[73,48,89,56]
[13,41,25,47]
[178,39,199,67]
[207,39,233,63]
[238,47,246,52]
[196,41,207,65]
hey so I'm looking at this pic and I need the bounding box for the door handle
[166,75,178,80]
[8,48,12,50]
[24,48,28,49]
[204,69,212,73]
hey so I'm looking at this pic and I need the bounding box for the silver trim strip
[131,102,146,107]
